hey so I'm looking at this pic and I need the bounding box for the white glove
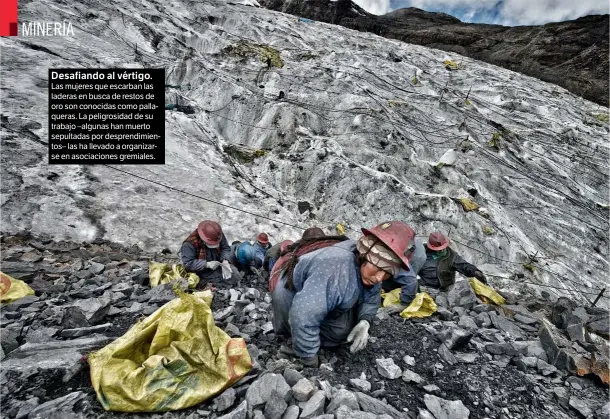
[347,320,370,353]
[221,260,232,280]
[205,260,221,270]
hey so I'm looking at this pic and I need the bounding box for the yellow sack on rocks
[469,278,505,305]
[149,261,199,289]
[0,272,35,303]
[88,291,251,412]
[381,288,402,307]
[400,292,437,319]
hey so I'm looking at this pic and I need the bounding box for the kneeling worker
[271,221,417,367]
[180,220,241,285]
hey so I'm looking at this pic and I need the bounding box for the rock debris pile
[1,233,608,419]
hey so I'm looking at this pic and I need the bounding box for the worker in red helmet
[271,221,416,367]
[256,232,272,250]
[418,231,486,290]
[180,220,241,285]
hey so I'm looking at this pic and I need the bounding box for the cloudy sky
[353,0,609,25]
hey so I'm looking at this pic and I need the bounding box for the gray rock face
[300,390,326,419]
[72,297,111,324]
[283,368,305,387]
[489,312,525,340]
[437,327,473,350]
[213,387,236,412]
[350,376,372,392]
[292,378,316,402]
[335,405,380,419]
[475,312,492,328]
[15,397,39,419]
[423,394,470,419]
[587,318,610,339]
[265,390,288,419]
[1,325,22,354]
[60,323,112,338]
[568,397,592,418]
[2,336,112,379]
[376,357,402,379]
[246,373,291,407]
[282,405,300,419]
[402,369,424,384]
[447,281,478,310]
[28,391,86,419]
[355,392,403,418]
[326,389,359,413]
[457,316,478,330]
[438,343,458,365]
[552,387,569,409]
[217,400,247,419]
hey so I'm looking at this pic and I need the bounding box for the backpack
[268,235,348,292]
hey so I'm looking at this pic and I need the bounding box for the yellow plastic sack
[149,261,199,289]
[336,223,346,236]
[88,291,251,412]
[0,272,35,303]
[381,288,401,307]
[400,292,437,319]
[469,278,505,305]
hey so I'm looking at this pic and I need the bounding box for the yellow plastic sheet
[400,292,437,319]
[336,223,346,235]
[458,197,479,212]
[88,291,251,412]
[149,261,199,289]
[469,278,505,305]
[381,288,401,307]
[0,272,35,303]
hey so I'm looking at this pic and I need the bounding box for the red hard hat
[280,240,294,252]
[361,221,416,269]
[197,220,222,248]
[427,232,449,251]
[257,232,269,245]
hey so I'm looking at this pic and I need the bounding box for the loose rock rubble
[1,233,608,419]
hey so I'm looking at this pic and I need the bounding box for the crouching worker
[271,221,416,367]
[180,220,242,286]
[230,240,264,274]
[381,237,426,314]
[264,240,294,272]
[419,231,487,289]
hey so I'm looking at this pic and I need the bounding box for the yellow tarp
[149,261,199,289]
[381,288,401,307]
[459,198,479,212]
[88,291,251,412]
[469,278,505,305]
[336,223,346,236]
[443,60,460,70]
[0,272,35,303]
[400,292,438,319]
[381,288,437,318]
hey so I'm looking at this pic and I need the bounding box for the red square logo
[1,0,18,36]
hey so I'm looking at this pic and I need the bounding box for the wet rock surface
[0,233,608,419]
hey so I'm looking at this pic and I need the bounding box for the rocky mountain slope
[257,1,609,107]
[1,233,608,418]
[1,0,609,308]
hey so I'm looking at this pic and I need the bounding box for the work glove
[300,354,319,368]
[250,266,263,278]
[347,319,370,353]
[474,270,487,284]
[384,304,407,315]
[205,260,221,270]
[221,260,232,280]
